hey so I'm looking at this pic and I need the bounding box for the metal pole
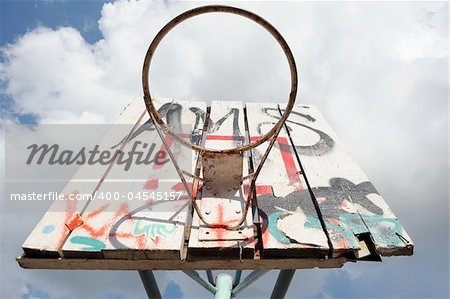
[232,270,269,296]
[183,270,217,294]
[206,270,215,286]
[138,270,162,299]
[233,270,243,287]
[270,270,296,299]
[214,273,233,299]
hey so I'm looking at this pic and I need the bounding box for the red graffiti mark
[260,216,270,247]
[251,136,304,191]
[144,178,159,190]
[108,231,146,249]
[244,184,272,196]
[56,192,81,251]
[109,232,132,238]
[215,203,226,247]
[329,218,340,226]
[206,135,244,141]
[328,218,351,249]
[85,203,109,219]
[278,138,303,190]
[205,202,248,247]
[333,233,350,250]
[78,202,130,239]
[216,204,225,243]
[116,202,130,219]
[82,223,107,239]
[66,214,84,231]
[256,185,273,195]
[136,234,146,249]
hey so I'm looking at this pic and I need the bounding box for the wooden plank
[188,101,255,259]
[282,104,413,256]
[62,100,206,259]
[246,103,329,258]
[17,255,347,270]
[105,100,205,259]
[22,98,147,257]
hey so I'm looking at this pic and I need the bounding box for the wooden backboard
[18,99,413,270]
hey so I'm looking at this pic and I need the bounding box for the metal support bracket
[202,151,243,196]
[139,270,162,299]
[138,270,296,299]
[270,270,296,299]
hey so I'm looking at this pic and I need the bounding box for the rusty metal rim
[142,5,298,153]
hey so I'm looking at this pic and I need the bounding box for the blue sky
[1,0,106,45]
[1,0,108,125]
[0,1,448,299]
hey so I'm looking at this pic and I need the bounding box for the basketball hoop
[142,5,298,230]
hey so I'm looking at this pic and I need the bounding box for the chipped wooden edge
[16,255,347,270]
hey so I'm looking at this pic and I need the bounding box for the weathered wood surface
[62,100,206,260]
[21,99,413,265]
[22,98,147,257]
[282,104,413,256]
[188,101,255,259]
[17,255,347,270]
[246,103,329,258]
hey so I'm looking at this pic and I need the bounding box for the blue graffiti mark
[257,178,407,248]
[303,213,407,248]
[41,224,55,234]
[267,211,291,244]
[266,211,359,248]
[305,214,321,229]
[342,214,407,247]
[70,236,106,251]
[133,220,176,239]
[304,215,360,248]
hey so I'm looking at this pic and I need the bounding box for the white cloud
[1,26,129,123]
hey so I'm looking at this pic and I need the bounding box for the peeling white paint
[277,209,329,248]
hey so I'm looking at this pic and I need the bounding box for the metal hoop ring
[142,5,298,153]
